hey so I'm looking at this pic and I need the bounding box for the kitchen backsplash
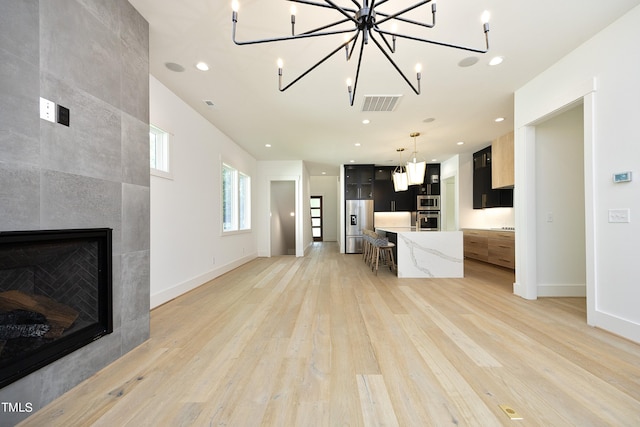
[374,212,414,228]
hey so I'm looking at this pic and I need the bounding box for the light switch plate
[39,97,56,123]
[608,209,630,223]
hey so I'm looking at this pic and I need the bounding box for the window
[150,125,172,178]
[222,163,251,232]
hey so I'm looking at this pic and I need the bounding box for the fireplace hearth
[0,229,112,388]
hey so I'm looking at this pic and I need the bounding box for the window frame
[150,124,173,179]
[222,162,251,234]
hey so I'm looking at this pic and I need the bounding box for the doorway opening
[311,196,323,242]
[270,181,296,256]
[534,103,586,301]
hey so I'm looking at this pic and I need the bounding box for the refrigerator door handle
[350,215,357,226]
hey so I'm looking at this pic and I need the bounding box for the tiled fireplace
[0,0,150,424]
[0,229,113,388]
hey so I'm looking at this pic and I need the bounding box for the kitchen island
[375,227,464,278]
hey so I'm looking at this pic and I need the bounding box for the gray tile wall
[0,1,150,424]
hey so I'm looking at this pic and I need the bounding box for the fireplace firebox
[0,228,112,388]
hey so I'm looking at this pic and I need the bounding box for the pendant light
[406,132,426,185]
[393,148,408,192]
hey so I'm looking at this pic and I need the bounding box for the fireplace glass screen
[0,229,112,388]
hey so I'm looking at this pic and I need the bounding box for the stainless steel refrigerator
[345,199,374,254]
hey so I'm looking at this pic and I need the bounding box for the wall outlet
[608,209,630,223]
[39,97,56,123]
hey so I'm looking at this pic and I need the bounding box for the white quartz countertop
[376,226,443,233]
[376,227,414,233]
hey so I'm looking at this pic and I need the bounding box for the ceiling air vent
[203,100,216,108]
[361,95,403,112]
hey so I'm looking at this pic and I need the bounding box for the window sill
[221,229,252,236]
[151,169,174,180]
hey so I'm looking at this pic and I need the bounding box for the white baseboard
[590,310,640,344]
[537,283,586,297]
[150,253,258,309]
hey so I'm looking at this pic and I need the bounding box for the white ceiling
[128,0,640,176]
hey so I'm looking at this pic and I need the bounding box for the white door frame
[514,78,597,325]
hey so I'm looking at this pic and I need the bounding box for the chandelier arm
[376,14,435,29]
[347,31,361,61]
[322,0,359,25]
[375,0,433,26]
[375,27,489,54]
[348,34,367,106]
[375,7,436,29]
[290,0,357,14]
[375,28,395,53]
[233,24,354,46]
[279,39,353,92]
[369,32,420,95]
[299,17,352,36]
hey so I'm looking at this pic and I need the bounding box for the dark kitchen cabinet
[416,163,441,195]
[473,146,513,209]
[345,165,374,200]
[373,167,415,211]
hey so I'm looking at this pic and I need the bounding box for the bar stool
[372,236,396,275]
[362,230,376,267]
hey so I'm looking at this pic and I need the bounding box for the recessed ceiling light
[322,171,326,175]
[457,141,465,145]
[350,160,356,163]
[362,119,370,124]
[265,144,271,148]
[196,62,210,71]
[458,56,479,67]
[495,117,505,122]
[431,158,438,162]
[489,56,504,66]
[165,62,185,72]
[355,143,361,147]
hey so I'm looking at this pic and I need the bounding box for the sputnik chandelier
[231,0,490,106]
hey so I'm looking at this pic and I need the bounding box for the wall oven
[416,211,440,231]
[417,195,440,211]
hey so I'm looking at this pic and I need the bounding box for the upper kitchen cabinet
[416,163,441,195]
[491,131,514,189]
[473,146,513,209]
[345,165,374,200]
[374,166,415,211]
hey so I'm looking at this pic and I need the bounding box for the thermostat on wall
[613,171,632,183]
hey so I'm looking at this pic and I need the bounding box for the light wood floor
[21,242,640,426]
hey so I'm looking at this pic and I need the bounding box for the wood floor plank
[356,374,399,427]
[19,243,640,426]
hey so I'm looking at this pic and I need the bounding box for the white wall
[535,104,586,295]
[150,76,258,308]
[310,175,339,241]
[514,5,640,342]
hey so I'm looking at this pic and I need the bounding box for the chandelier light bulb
[415,63,422,73]
[481,10,491,24]
[290,4,297,15]
[231,0,239,12]
[346,78,352,87]
[277,58,283,69]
